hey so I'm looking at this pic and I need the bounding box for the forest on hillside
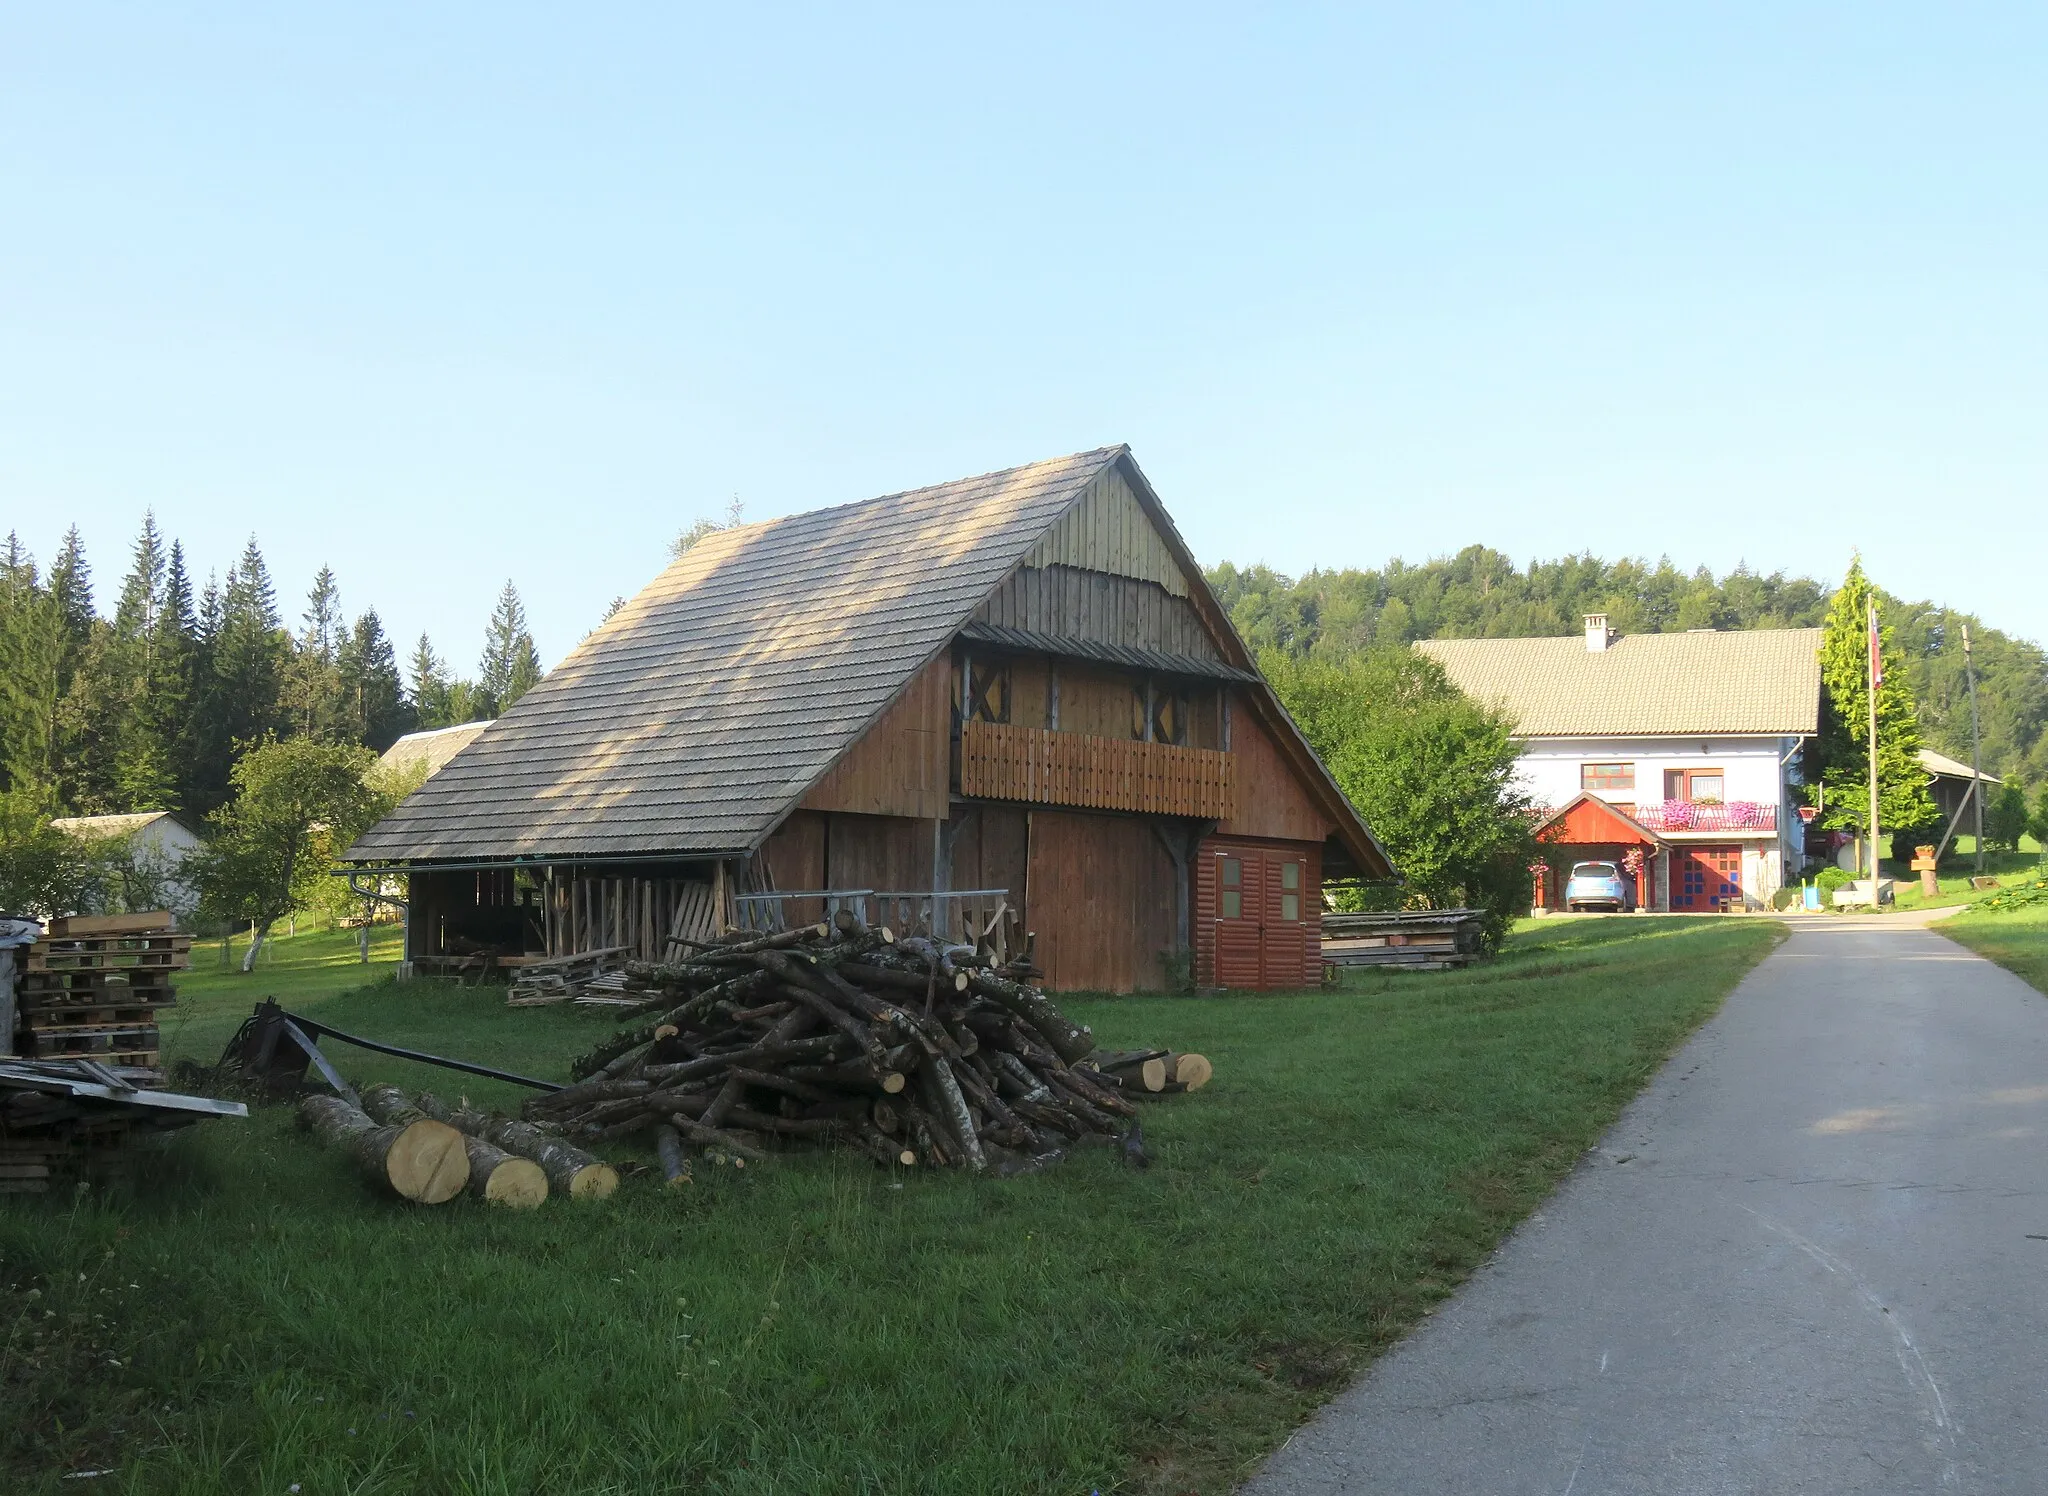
[1209,547,2048,786]
[0,519,545,820]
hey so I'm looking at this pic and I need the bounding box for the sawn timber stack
[525,916,1174,1172]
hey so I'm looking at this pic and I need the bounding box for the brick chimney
[1584,613,1613,653]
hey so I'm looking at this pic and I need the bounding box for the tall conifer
[478,581,542,714]
[1814,558,1936,849]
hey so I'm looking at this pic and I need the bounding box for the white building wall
[1517,734,1807,906]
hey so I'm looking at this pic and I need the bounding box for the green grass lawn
[1940,875,2048,995]
[3,916,1782,1495]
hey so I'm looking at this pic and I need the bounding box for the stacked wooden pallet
[1320,909,1485,971]
[14,912,188,1075]
[0,1057,245,1192]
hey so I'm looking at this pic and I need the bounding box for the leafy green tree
[0,790,109,919]
[2030,784,2048,856]
[1263,648,1534,949]
[1984,782,2031,853]
[478,581,542,715]
[196,737,385,970]
[670,496,745,559]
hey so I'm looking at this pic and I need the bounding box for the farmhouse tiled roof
[1416,628,1824,737]
[346,448,1126,863]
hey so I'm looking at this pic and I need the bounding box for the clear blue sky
[5,4,2044,668]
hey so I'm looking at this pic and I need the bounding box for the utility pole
[1964,621,1985,875]
[1868,599,1883,896]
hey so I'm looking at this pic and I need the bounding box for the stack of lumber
[506,947,631,1006]
[1320,909,1485,971]
[0,1056,245,1193]
[12,912,188,1075]
[524,914,1199,1174]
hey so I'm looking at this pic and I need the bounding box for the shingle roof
[1918,747,2001,784]
[1416,629,1824,737]
[377,721,491,782]
[345,448,1126,863]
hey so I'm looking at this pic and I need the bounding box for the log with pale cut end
[654,1123,693,1188]
[415,1091,619,1200]
[298,1094,469,1204]
[358,1083,548,1208]
[1166,1052,1212,1091]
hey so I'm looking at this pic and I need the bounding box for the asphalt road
[1243,919,2048,1495]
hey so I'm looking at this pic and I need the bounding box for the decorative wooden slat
[959,721,1236,820]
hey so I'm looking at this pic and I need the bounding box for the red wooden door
[1672,844,1742,911]
[1209,846,1314,988]
[1213,847,1265,988]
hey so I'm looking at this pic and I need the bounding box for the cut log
[654,1124,693,1188]
[298,1094,469,1204]
[966,971,1094,1063]
[415,1091,618,1200]
[1166,1052,1213,1090]
[359,1083,548,1208]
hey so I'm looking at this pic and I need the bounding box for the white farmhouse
[1418,616,1823,912]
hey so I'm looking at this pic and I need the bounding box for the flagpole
[1868,598,1882,899]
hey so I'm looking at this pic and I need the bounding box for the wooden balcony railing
[959,720,1237,819]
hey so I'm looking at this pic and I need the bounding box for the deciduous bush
[1264,648,1534,951]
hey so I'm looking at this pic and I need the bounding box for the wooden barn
[340,447,1393,992]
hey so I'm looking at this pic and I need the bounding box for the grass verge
[1940,886,2048,995]
[3,916,1781,1495]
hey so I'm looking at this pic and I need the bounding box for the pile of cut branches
[523,915,1203,1176]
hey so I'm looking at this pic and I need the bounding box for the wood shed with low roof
[342,446,1394,992]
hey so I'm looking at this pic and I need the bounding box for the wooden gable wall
[1217,696,1336,845]
[1023,464,1189,596]
[798,654,950,820]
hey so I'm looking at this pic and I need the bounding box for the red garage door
[1202,841,1316,989]
[1672,844,1742,911]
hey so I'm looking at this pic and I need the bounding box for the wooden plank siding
[800,654,951,819]
[1216,698,1335,844]
[1026,810,1182,993]
[1021,464,1191,597]
[959,721,1236,820]
[973,566,1217,658]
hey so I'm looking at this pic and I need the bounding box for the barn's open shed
[341,447,1394,992]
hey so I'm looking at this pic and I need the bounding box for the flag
[1868,603,1883,691]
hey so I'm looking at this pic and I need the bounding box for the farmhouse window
[1280,859,1301,922]
[1220,856,1243,919]
[1665,768,1724,803]
[1582,762,1635,793]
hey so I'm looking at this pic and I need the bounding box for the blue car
[1565,860,1635,913]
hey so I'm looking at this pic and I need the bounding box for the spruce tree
[180,570,233,814]
[199,539,289,806]
[286,564,348,739]
[0,539,60,799]
[337,609,412,750]
[478,581,542,714]
[408,634,456,729]
[1814,559,1936,860]
[154,542,198,809]
[107,514,176,809]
